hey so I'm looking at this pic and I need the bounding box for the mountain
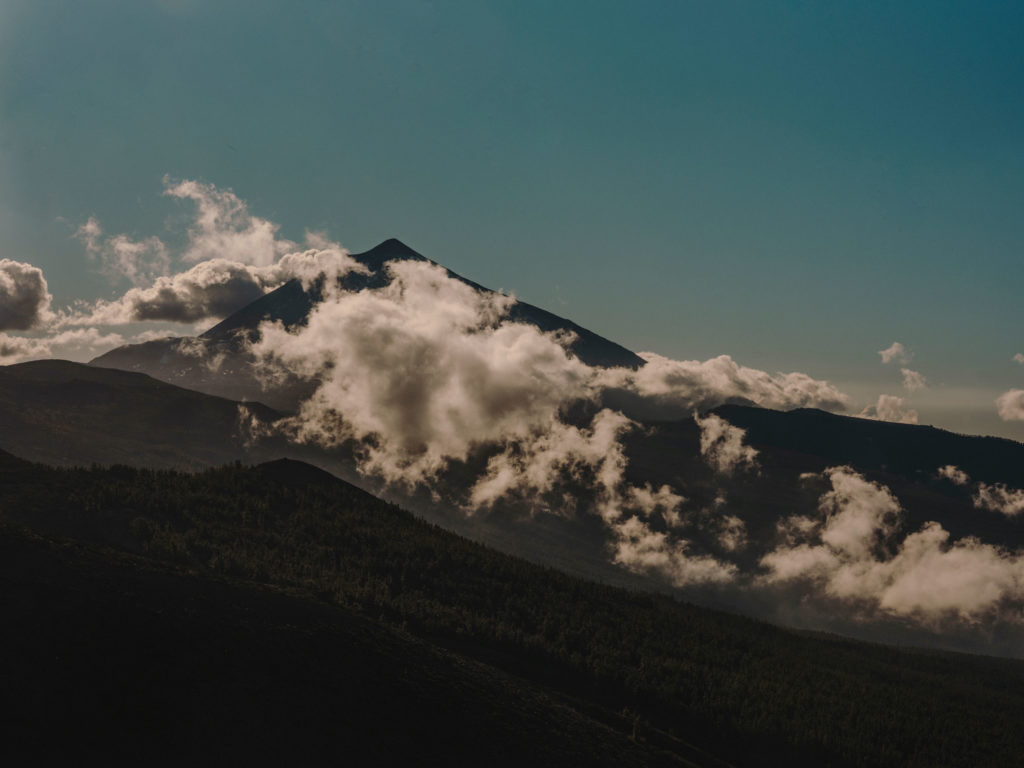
[5,452,1024,767]
[90,239,644,409]
[0,359,283,469]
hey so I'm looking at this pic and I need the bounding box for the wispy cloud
[900,368,926,392]
[878,341,910,365]
[695,413,759,475]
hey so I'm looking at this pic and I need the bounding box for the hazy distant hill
[0,360,280,469]
[5,453,1024,767]
[90,239,644,409]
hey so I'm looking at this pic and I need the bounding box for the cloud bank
[761,467,1024,623]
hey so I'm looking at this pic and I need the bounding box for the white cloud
[1013,353,1024,365]
[0,259,52,331]
[974,483,1024,518]
[858,394,918,424]
[938,465,970,486]
[254,259,594,487]
[900,368,926,392]
[761,467,1024,623]
[164,177,296,266]
[879,341,910,364]
[695,413,759,475]
[996,389,1024,421]
[600,352,849,414]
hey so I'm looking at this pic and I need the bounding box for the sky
[1,0,1023,440]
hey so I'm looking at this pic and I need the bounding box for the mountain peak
[352,238,427,272]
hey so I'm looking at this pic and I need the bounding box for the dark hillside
[4,454,1024,767]
[0,525,680,767]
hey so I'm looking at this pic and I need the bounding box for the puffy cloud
[938,465,970,486]
[600,352,849,414]
[996,389,1024,421]
[879,341,910,364]
[164,177,296,266]
[1013,353,1024,365]
[63,247,362,326]
[859,394,918,424]
[75,216,171,285]
[0,259,52,331]
[974,483,1024,518]
[695,413,759,475]
[761,467,1024,622]
[255,259,594,486]
[900,368,926,392]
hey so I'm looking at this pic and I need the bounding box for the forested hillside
[3,451,1024,767]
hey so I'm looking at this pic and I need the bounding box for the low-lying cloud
[859,394,918,424]
[601,352,849,413]
[761,467,1024,623]
[695,413,759,475]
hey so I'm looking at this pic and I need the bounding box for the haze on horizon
[1,1,1023,441]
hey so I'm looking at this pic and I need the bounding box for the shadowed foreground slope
[3,451,1024,767]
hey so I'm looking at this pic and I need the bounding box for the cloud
[879,341,910,364]
[717,514,748,552]
[75,217,171,286]
[0,327,126,363]
[900,368,926,392]
[164,177,296,266]
[974,483,1024,518]
[600,352,849,414]
[0,259,52,331]
[858,394,918,424]
[63,247,362,326]
[695,413,759,475]
[611,514,737,586]
[761,467,1024,623]
[1014,353,1024,365]
[935,465,1024,518]
[938,465,970,486]
[996,389,1024,421]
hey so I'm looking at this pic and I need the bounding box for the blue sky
[1,1,1023,438]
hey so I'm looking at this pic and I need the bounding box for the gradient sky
[1,1,1023,439]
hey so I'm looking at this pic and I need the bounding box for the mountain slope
[4,453,1024,767]
[0,360,281,469]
